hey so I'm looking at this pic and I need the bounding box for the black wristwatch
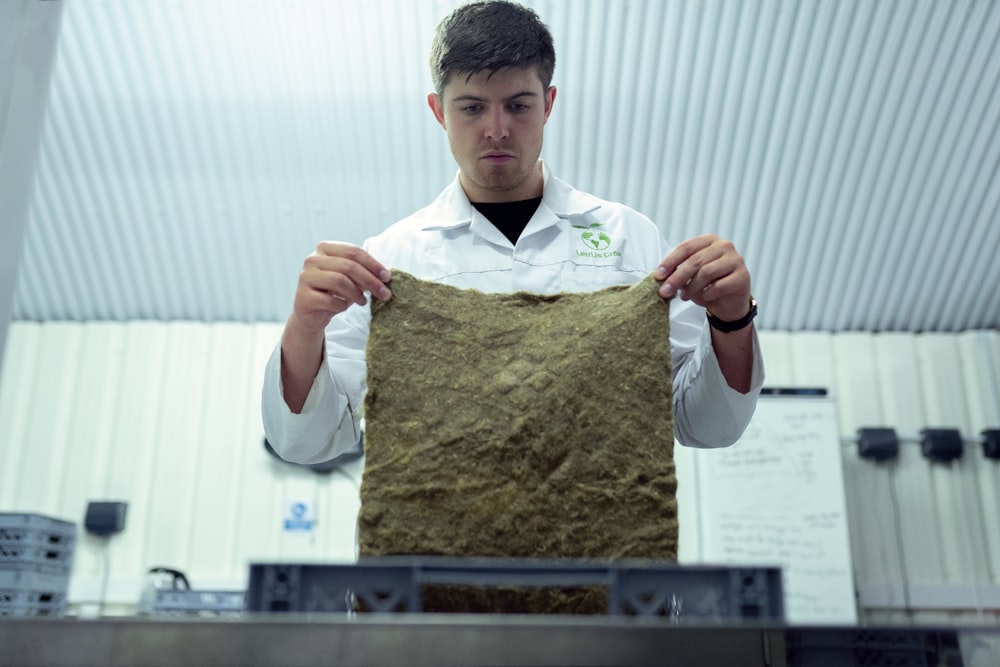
[706,296,758,333]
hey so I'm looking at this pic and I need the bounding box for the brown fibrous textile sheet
[360,271,676,613]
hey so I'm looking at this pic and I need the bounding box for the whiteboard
[687,391,857,624]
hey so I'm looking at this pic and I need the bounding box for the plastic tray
[0,588,67,607]
[0,572,69,618]
[246,557,784,619]
[0,513,76,575]
[0,538,75,573]
[0,568,70,594]
[0,599,67,617]
[784,628,947,667]
[0,513,76,542]
[152,590,246,617]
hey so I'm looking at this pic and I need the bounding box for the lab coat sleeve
[260,302,370,464]
[668,294,764,448]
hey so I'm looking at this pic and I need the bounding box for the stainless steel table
[0,615,982,667]
[0,615,783,667]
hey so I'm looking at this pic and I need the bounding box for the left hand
[654,234,752,322]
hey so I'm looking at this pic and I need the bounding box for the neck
[460,162,544,203]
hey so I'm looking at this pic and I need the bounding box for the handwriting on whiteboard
[694,397,857,624]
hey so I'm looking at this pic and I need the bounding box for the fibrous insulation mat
[360,271,676,613]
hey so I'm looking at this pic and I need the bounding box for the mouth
[481,151,515,162]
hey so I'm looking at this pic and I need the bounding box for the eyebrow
[450,91,540,104]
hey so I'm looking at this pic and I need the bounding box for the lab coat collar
[419,161,603,237]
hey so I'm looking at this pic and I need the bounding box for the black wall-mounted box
[983,429,1000,460]
[857,428,900,462]
[84,501,128,536]
[920,429,963,463]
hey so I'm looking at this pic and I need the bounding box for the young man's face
[428,67,556,203]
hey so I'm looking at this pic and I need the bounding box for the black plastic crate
[0,513,76,575]
[785,629,938,667]
[246,557,784,620]
[152,590,246,617]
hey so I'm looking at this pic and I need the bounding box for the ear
[543,85,557,123]
[427,92,446,129]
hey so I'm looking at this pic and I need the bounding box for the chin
[480,169,526,191]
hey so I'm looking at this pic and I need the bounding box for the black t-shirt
[471,197,543,246]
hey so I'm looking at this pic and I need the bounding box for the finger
[315,270,371,306]
[693,268,751,304]
[316,242,392,285]
[655,235,715,278]
[290,284,352,333]
[308,245,392,302]
[301,261,384,309]
[297,285,351,317]
[677,250,738,299]
[655,235,718,297]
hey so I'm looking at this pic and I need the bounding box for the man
[263,0,763,465]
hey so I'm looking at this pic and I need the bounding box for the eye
[461,104,483,115]
[509,103,529,113]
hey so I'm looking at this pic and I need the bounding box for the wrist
[286,311,329,338]
[706,296,757,333]
[283,315,327,357]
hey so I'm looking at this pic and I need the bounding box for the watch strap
[706,296,758,333]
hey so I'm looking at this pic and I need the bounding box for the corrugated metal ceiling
[12,0,1000,331]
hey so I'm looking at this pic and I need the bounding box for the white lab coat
[262,162,764,463]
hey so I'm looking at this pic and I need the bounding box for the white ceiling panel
[11,0,1000,331]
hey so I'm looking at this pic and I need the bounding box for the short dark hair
[429,1,556,96]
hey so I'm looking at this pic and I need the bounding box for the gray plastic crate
[246,557,784,620]
[0,513,76,542]
[0,599,66,617]
[0,571,69,617]
[0,538,75,574]
[0,587,67,615]
[0,588,66,606]
[0,569,69,592]
[0,513,76,575]
[152,589,246,617]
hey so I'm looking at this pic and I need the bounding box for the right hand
[289,241,392,335]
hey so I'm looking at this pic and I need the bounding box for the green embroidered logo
[572,223,620,258]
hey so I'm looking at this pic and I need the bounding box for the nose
[485,108,510,140]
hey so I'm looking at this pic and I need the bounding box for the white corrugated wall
[0,321,362,611]
[1,322,997,622]
[15,0,1000,331]
[763,329,1000,623]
